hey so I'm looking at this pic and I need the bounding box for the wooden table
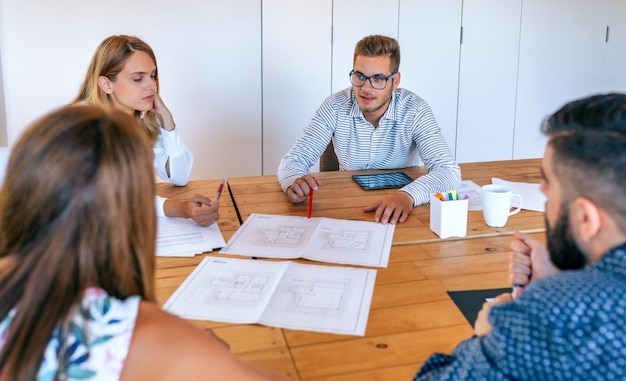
[228,158,545,245]
[156,178,241,241]
[155,178,242,295]
[153,159,547,380]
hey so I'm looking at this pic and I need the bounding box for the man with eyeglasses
[277,34,460,224]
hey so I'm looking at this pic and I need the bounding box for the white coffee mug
[481,184,523,227]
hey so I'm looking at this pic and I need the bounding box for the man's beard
[546,207,588,270]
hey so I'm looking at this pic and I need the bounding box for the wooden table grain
[153,159,547,380]
[227,158,546,246]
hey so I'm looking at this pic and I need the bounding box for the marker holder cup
[429,194,469,239]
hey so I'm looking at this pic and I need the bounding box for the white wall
[331,0,399,93]
[2,1,625,179]
[0,2,7,147]
[262,0,332,175]
[455,0,522,162]
[0,47,7,147]
[399,0,462,157]
[513,0,609,159]
[0,0,261,179]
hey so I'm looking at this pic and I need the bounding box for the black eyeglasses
[349,70,397,90]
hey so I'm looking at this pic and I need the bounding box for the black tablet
[351,172,413,190]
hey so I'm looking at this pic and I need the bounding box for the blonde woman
[73,35,217,226]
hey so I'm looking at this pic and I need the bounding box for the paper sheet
[220,214,394,268]
[157,217,226,257]
[457,180,483,211]
[456,179,546,212]
[164,256,377,336]
[492,178,546,212]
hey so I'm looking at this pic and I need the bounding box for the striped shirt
[277,87,461,206]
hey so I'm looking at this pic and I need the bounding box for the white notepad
[156,217,226,257]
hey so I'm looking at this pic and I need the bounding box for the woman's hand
[151,91,176,131]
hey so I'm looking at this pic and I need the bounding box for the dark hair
[542,93,626,231]
[353,35,400,74]
[0,105,157,379]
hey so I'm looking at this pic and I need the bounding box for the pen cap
[429,194,468,239]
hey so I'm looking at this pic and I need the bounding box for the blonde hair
[73,35,162,142]
[0,105,157,379]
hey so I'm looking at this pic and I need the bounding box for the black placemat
[447,288,512,326]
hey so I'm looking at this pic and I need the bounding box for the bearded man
[414,93,626,380]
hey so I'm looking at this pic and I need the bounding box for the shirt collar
[349,88,399,123]
[589,241,626,277]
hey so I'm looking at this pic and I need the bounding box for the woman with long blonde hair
[73,35,217,226]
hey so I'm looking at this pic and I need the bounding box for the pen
[307,176,315,218]
[215,178,226,200]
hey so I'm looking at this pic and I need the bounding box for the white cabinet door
[398,0,462,160]
[604,0,626,92]
[180,1,262,179]
[331,0,399,93]
[514,0,607,159]
[455,0,522,163]
[262,0,332,175]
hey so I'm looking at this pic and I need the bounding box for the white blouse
[153,128,193,217]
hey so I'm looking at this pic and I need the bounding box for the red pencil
[307,177,315,218]
[214,178,226,200]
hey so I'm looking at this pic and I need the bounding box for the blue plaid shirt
[415,242,626,381]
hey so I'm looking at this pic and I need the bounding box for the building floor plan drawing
[164,256,377,336]
[201,271,272,306]
[254,224,311,247]
[220,214,394,267]
[318,229,372,252]
[274,278,349,316]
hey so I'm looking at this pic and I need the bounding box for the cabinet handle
[605,26,610,43]
[460,26,464,44]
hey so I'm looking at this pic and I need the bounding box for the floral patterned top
[0,287,140,381]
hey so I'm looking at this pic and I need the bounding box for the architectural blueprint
[220,214,394,267]
[164,256,377,336]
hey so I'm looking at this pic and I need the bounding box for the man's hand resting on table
[364,191,414,224]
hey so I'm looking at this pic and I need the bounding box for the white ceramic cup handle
[509,194,523,216]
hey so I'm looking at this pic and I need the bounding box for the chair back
[319,140,339,171]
